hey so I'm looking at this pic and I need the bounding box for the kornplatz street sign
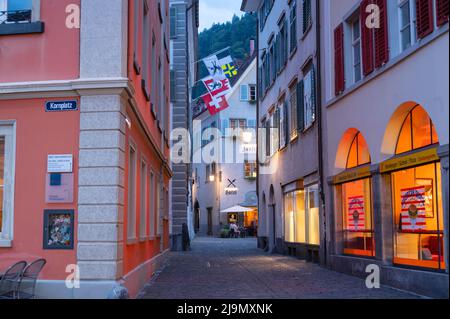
[45,100,78,112]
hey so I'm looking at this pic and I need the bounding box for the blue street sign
[45,100,78,112]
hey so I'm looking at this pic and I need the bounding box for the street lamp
[209,174,215,182]
[242,131,253,143]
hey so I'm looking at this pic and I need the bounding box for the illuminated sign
[380,148,439,173]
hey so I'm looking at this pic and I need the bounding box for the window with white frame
[279,100,287,149]
[289,81,298,140]
[0,0,34,24]
[303,68,316,128]
[351,17,362,84]
[0,123,15,248]
[149,171,155,237]
[399,0,417,52]
[139,159,148,239]
[127,144,137,241]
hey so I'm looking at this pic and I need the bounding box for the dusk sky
[199,0,245,32]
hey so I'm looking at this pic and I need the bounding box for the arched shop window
[340,131,374,257]
[396,105,439,154]
[346,132,371,169]
[391,106,444,270]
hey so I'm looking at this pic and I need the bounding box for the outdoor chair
[0,261,27,299]
[16,259,46,299]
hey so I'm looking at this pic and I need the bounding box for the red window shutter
[436,0,450,26]
[374,0,389,68]
[334,24,345,96]
[361,0,374,76]
[416,0,434,38]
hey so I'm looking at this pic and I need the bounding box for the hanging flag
[347,196,365,231]
[401,186,427,231]
[219,56,238,79]
[203,55,226,81]
[202,93,229,115]
[203,77,231,98]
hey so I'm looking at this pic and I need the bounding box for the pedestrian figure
[182,223,191,251]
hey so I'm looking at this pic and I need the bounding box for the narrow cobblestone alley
[138,237,422,299]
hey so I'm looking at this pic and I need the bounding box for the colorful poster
[401,186,427,231]
[347,195,365,231]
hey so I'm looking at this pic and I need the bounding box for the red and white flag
[401,186,427,231]
[202,93,229,115]
[347,195,365,231]
[201,77,231,115]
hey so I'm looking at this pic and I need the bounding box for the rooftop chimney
[249,39,255,56]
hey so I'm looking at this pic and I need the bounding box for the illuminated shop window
[395,105,439,155]
[391,107,443,270]
[346,131,371,169]
[392,163,444,270]
[284,185,320,245]
[342,178,374,257]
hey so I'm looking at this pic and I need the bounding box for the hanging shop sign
[240,144,257,154]
[45,100,78,112]
[380,147,439,173]
[333,165,371,185]
[225,179,238,195]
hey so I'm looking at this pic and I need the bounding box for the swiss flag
[202,93,229,115]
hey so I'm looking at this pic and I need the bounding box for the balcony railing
[0,10,32,24]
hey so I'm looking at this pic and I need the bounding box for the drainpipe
[255,12,261,244]
[316,0,327,267]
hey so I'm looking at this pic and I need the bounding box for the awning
[220,205,256,213]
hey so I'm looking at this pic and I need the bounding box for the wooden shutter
[416,0,434,39]
[310,66,316,121]
[284,101,289,144]
[334,24,345,95]
[297,80,305,131]
[361,0,374,75]
[436,0,450,26]
[374,0,389,68]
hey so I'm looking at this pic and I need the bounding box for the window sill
[141,80,150,102]
[139,236,149,242]
[126,238,139,246]
[0,21,45,36]
[0,239,12,248]
[289,47,297,60]
[151,103,157,120]
[301,23,312,41]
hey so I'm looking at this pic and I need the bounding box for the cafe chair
[16,259,47,299]
[0,261,27,299]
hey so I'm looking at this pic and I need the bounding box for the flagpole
[191,46,231,65]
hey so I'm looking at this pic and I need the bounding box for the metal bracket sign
[45,100,78,112]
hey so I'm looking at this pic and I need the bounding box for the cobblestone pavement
[138,237,421,299]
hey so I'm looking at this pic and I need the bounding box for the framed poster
[415,179,434,218]
[43,210,75,250]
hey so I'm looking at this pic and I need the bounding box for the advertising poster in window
[400,186,427,231]
[347,195,365,231]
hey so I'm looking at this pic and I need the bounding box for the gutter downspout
[255,12,261,246]
[316,0,327,267]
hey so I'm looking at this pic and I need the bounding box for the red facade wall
[0,0,80,83]
[0,98,80,280]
